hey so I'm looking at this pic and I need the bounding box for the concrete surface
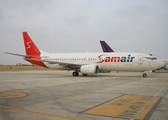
[0,70,168,120]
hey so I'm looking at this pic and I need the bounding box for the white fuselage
[40,52,164,72]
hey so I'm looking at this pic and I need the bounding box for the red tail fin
[22,32,47,68]
[23,32,40,55]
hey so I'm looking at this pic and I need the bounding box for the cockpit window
[145,57,157,60]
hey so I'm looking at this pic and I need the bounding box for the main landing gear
[72,71,79,76]
[142,73,147,77]
[72,71,88,76]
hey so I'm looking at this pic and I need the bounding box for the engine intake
[80,65,99,74]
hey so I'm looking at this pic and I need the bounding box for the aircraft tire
[72,72,79,76]
[142,73,147,77]
[76,72,79,76]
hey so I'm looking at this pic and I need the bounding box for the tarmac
[0,70,168,120]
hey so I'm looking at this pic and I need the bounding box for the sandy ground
[0,66,48,70]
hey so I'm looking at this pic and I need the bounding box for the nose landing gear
[142,73,147,77]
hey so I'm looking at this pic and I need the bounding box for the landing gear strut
[72,71,79,76]
[83,74,87,76]
[142,73,147,77]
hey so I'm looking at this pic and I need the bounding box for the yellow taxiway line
[0,105,83,120]
[158,79,168,81]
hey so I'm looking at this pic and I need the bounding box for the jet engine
[80,65,99,74]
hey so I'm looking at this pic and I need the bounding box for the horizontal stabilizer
[4,52,31,58]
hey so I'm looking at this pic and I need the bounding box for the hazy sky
[1,0,168,65]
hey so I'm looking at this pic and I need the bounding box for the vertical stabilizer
[23,32,40,55]
[100,41,114,52]
[22,32,47,68]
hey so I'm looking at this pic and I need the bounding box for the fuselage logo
[97,54,135,63]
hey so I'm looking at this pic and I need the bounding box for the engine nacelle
[80,65,99,74]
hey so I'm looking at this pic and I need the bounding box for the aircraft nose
[158,60,165,68]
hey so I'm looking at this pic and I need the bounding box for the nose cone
[157,60,165,69]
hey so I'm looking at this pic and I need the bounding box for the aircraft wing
[26,58,83,69]
[5,52,83,69]
[5,52,31,58]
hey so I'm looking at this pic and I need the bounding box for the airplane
[100,40,168,71]
[5,32,164,77]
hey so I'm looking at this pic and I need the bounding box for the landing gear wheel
[72,72,79,76]
[83,74,87,76]
[142,73,147,77]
